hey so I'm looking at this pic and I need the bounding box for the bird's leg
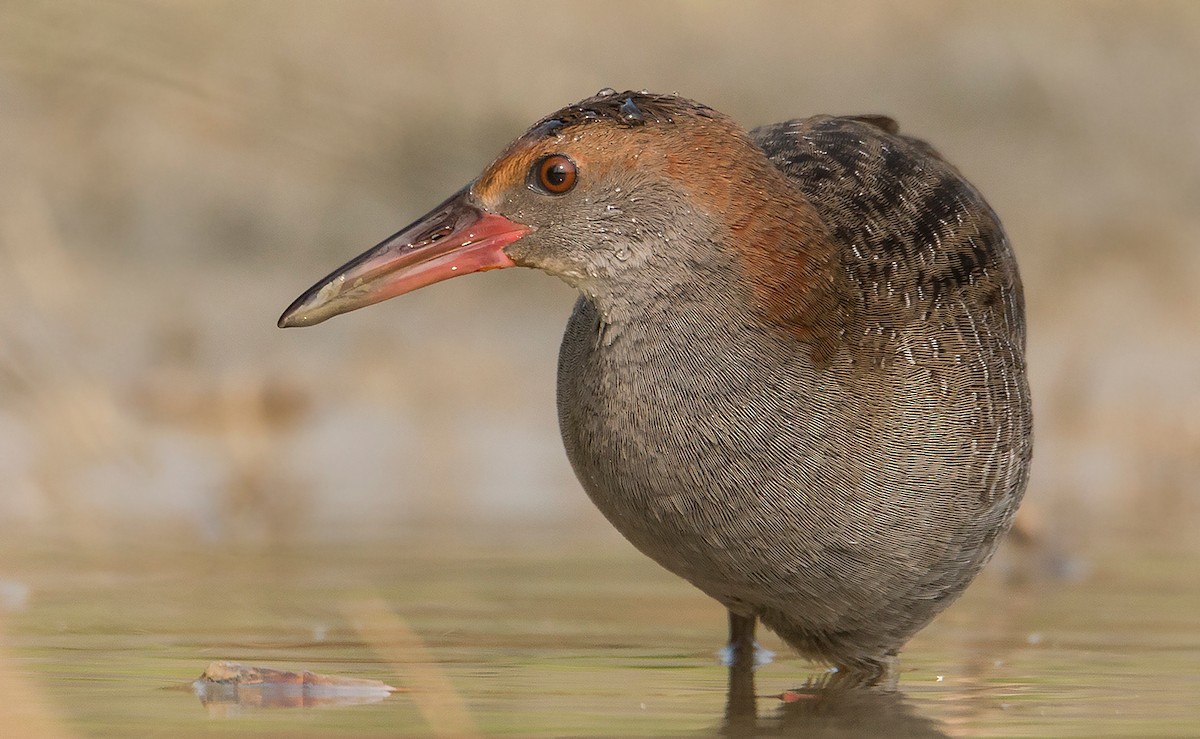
[723,611,758,722]
[717,620,775,668]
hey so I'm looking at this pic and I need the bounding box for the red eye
[533,155,577,194]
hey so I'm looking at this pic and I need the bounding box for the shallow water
[1,532,1197,737]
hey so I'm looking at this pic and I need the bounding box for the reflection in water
[764,687,945,738]
[722,650,945,738]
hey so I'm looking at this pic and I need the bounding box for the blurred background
[1,0,1198,552]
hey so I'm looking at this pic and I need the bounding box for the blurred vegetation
[0,0,1198,550]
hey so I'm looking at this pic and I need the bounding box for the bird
[279,89,1033,688]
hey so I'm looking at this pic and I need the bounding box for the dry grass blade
[0,617,77,739]
[344,596,478,737]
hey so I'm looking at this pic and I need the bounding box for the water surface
[1,532,1197,736]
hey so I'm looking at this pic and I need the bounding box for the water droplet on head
[619,97,645,125]
[596,87,616,97]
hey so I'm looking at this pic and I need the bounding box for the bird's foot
[717,641,775,669]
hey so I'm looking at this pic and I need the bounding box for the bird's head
[279,89,839,344]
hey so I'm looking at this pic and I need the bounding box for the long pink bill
[278,187,530,328]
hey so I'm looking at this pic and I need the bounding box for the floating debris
[192,661,399,710]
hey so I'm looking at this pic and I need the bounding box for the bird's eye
[531,155,577,195]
